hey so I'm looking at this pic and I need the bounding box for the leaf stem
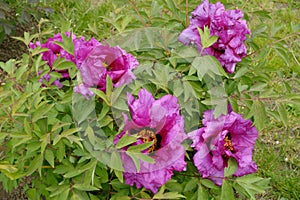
[128,0,147,27]
[186,0,189,27]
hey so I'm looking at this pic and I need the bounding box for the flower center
[102,61,108,68]
[224,133,234,152]
[137,129,160,153]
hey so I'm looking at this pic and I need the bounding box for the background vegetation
[0,0,299,199]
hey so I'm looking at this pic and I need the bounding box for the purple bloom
[74,44,139,99]
[178,0,250,73]
[30,32,101,88]
[114,89,186,193]
[188,110,258,185]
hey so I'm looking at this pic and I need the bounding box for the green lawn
[1,0,299,199]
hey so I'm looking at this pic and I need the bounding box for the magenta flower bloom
[30,32,100,88]
[188,110,258,185]
[114,89,186,193]
[178,0,250,73]
[74,44,139,99]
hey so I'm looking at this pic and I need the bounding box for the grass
[2,0,300,199]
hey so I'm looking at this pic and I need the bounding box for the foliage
[0,0,299,199]
[0,0,50,43]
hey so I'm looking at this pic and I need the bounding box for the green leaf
[127,140,154,152]
[70,189,90,200]
[106,75,113,99]
[198,26,218,49]
[31,47,48,57]
[32,103,54,122]
[56,140,66,162]
[64,159,97,178]
[183,178,198,192]
[200,178,220,189]
[233,67,249,79]
[72,93,96,124]
[26,155,43,176]
[53,32,74,55]
[197,183,209,200]
[114,170,124,183]
[153,191,186,199]
[252,101,267,131]
[48,184,70,198]
[58,188,70,200]
[85,125,95,145]
[192,56,228,81]
[51,57,76,71]
[27,188,37,200]
[125,151,141,172]
[0,59,15,74]
[45,149,55,168]
[110,151,124,171]
[53,127,81,145]
[273,45,290,66]
[125,151,155,172]
[126,151,155,165]
[115,133,138,149]
[90,88,110,105]
[0,163,18,173]
[224,157,238,177]
[276,102,288,127]
[236,174,270,199]
[72,184,99,191]
[221,180,235,200]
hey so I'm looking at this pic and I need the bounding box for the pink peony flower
[30,32,100,88]
[114,89,187,193]
[188,109,258,185]
[74,44,139,99]
[178,0,250,73]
